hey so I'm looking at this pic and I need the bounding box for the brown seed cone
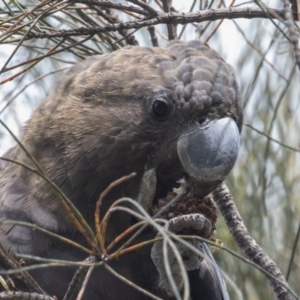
[152,192,217,239]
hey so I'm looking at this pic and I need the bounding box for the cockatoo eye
[152,99,169,118]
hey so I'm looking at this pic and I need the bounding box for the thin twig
[0,67,68,115]
[205,0,235,42]
[233,20,288,82]
[126,0,158,16]
[2,220,93,255]
[283,0,300,70]
[95,173,136,254]
[106,221,146,253]
[148,25,159,46]
[104,263,163,300]
[286,222,300,281]
[0,292,55,300]
[69,0,149,15]
[92,5,138,46]
[75,257,96,300]
[0,1,68,75]
[161,0,177,40]
[63,256,96,300]
[178,0,196,39]
[0,244,44,294]
[245,124,300,153]
[261,66,296,214]
[0,0,52,39]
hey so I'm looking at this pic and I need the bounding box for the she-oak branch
[25,7,293,39]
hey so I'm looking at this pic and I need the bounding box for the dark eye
[198,117,207,125]
[147,91,172,120]
[152,100,169,118]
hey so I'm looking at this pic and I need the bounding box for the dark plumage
[0,40,243,299]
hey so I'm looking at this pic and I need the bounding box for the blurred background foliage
[0,0,299,299]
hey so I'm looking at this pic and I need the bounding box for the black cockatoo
[0,40,243,299]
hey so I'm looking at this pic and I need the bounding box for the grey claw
[151,213,212,297]
[151,237,203,297]
[168,213,212,237]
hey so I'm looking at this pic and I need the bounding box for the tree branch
[25,7,292,39]
[213,183,297,300]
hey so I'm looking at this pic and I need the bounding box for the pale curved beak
[177,117,240,197]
